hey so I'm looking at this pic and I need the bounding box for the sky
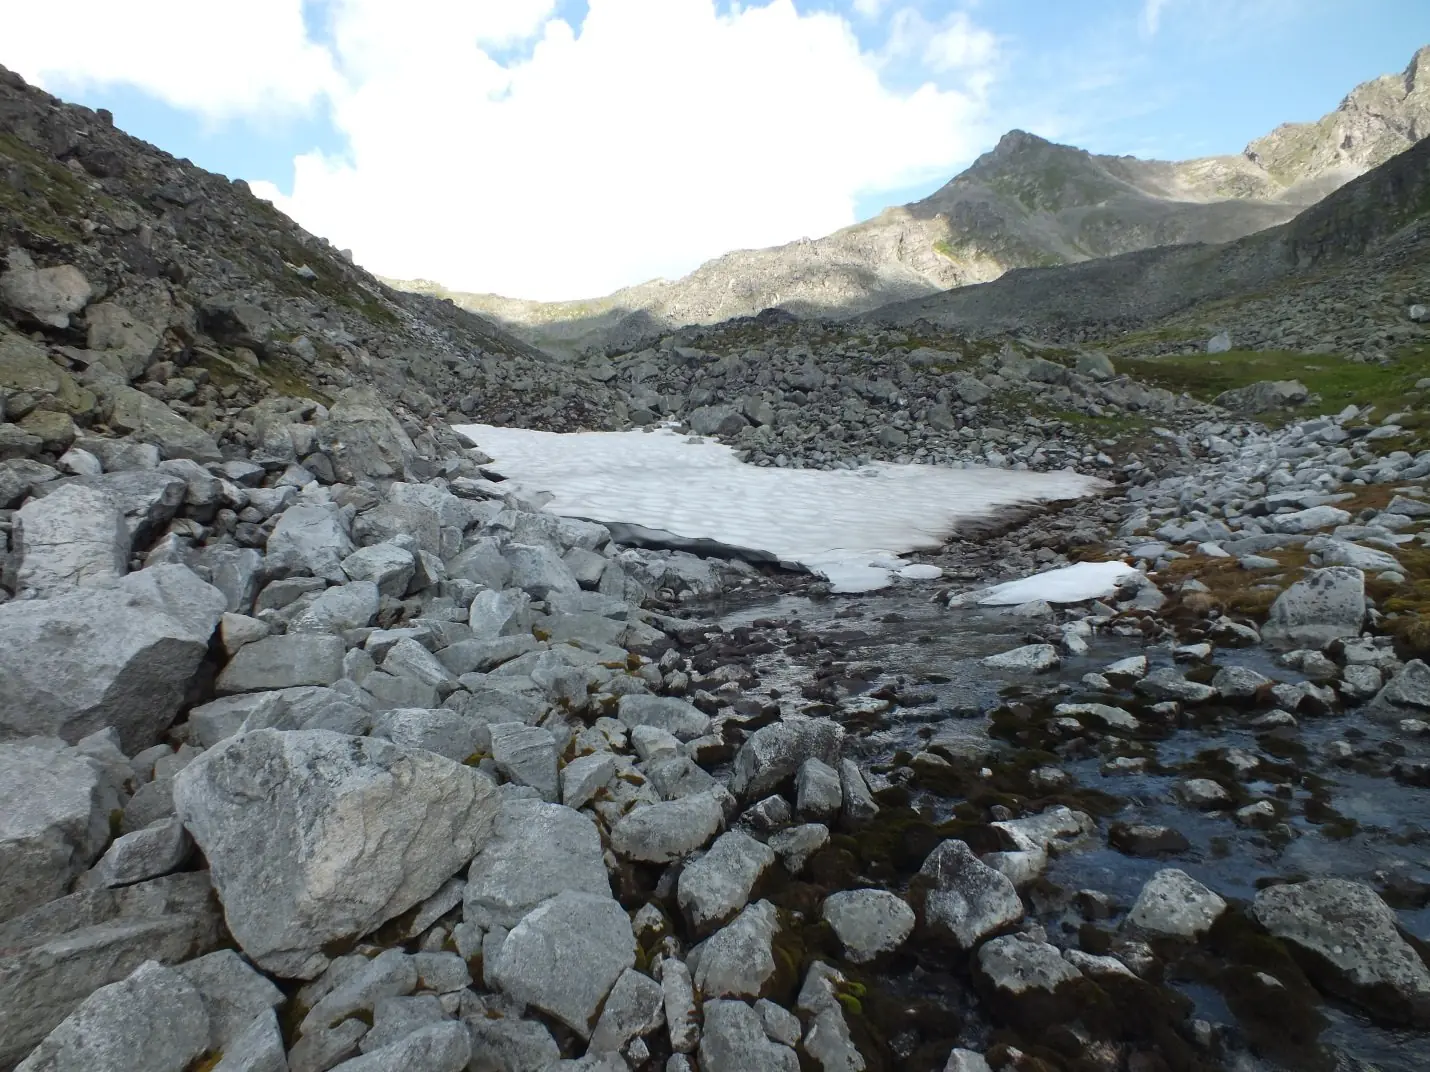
[3,1,1428,302]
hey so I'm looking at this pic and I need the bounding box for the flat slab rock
[174,728,499,978]
[489,890,636,1038]
[463,797,611,928]
[0,564,226,752]
[1252,878,1430,1026]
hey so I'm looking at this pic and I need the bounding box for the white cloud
[852,0,891,17]
[3,0,999,301]
[1141,0,1171,35]
[264,0,996,300]
[1,0,340,120]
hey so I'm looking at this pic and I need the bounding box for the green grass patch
[1120,346,1430,423]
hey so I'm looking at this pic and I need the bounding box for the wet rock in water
[1175,778,1234,811]
[16,960,208,1072]
[768,823,829,875]
[796,757,843,820]
[1135,667,1217,703]
[838,759,880,826]
[464,797,610,928]
[690,900,781,999]
[678,829,776,935]
[975,934,1084,1031]
[610,789,729,863]
[917,839,1024,949]
[1261,567,1366,650]
[981,643,1060,673]
[1109,822,1191,858]
[1251,878,1430,1026]
[1054,702,1138,731]
[822,889,915,963]
[699,999,799,1072]
[1211,664,1272,700]
[1366,660,1430,722]
[730,718,844,799]
[173,729,499,978]
[490,890,636,1038]
[943,1049,993,1072]
[1126,868,1226,939]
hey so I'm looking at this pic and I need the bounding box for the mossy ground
[1116,344,1430,435]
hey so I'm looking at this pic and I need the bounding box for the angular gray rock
[617,693,712,741]
[588,967,665,1053]
[0,737,119,921]
[690,900,781,999]
[329,1022,471,1072]
[12,483,128,595]
[317,386,417,485]
[213,1008,287,1072]
[341,542,416,598]
[609,789,728,863]
[918,839,1023,949]
[15,960,208,1072]
[504,543,581,598]
[730,718,844,799]
[1252,878,1430,1025]
[174,949,285,1053]
[1,256,92,328]
[677,830,776,935]
[87,817,192,889]
[1262,566,1366,650]
[467,588,532,638]
[0,871,223,1070]
[1367,660,1430,721]
[107,385,222,462]
[174,729,499,978]
[1126,868,1226,939]
[977,935,1082,996]
[490,890,637,1038]
[562,751,616,810]
[822,889,916,963]
[488,721,559,801]
[698,999,798,1072]
[464,797,611,928]
[0,564,226,751]
[371,707,484,763]
[215,634,346,695]
[796,757,843,820]
[981,643,1060,672]
[266,503,355,584]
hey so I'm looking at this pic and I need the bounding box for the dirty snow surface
[454,424,1107,592]
[975,560,1142,606]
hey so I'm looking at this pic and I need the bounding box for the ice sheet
[976,560,1141,606]
[454,424,1108,592]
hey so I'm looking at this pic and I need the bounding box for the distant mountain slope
[864,133,1430,345]
[393,44,1430,354]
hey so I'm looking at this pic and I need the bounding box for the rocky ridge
[393,45,1430,355]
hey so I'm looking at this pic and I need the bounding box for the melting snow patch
[454,424,1108,592]
[976,561,1141,606]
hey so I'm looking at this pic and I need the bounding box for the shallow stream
[703,586,1430,1071]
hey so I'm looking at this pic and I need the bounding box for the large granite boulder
[0,737,121,922]
[174,729,500,978]
[11,484,128,596]
[1262,567,1366,650]
[317,386,417,485]
[106,385,222,462]
[0,565,226,751]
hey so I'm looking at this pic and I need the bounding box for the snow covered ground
[453,424,1109,591]
[974,561,1141,606]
